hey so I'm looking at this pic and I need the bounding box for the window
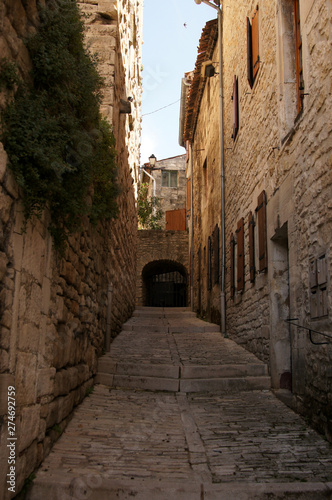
[236,217,245,292]
[248,212,255,283]
[207,236,212,291]
[230,233,235,298]
[256,190,268,272]
[247,5,260,88]
[161,170,178,187]
[294,0,304,114]
[310,254,328,318]
[232,76,239,140]
[213,224,220,285]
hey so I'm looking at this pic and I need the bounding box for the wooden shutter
[186,177,191,216]
[207,236,212,291]
[236,217,245,291]
[230,233,235,297]
[294,0,304,114]
[256,190,267,272]
[248,211,255,283]
[252,6,259,80]
[233,76,239,140]
[247,17,253,88]
[213,224,220,285]
[166,208,186,231]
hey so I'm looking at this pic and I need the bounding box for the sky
[140,0,216,165]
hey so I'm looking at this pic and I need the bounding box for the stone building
[0,1,142,497]
[141,154,187,230]
[181,0,331,441]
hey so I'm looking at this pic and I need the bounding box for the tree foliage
[137,183,162,230]
[0,0,119,249]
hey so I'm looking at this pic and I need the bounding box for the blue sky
[140,0,216,164]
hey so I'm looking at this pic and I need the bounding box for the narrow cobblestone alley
[26,308,332,499]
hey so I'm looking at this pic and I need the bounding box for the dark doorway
[143,260,187,307]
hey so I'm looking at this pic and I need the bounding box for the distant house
[141,154,187,230]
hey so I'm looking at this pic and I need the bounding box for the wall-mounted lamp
[149,154,157,167]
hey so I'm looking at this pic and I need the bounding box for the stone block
[17,404,41,453]
[17,322,40,353]
[0,251,8,281]
[15,352,37,406]
[0,373,15,415]
[37,368,56,398]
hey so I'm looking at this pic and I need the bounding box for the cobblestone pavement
[28,309,332,499]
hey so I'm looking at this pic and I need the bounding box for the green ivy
[1,0,119,249]
[137,182,162,230]
[0,59,20,91]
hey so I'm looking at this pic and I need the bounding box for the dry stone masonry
[0,1,142,498]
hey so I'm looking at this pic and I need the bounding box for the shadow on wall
[142,260,188,307]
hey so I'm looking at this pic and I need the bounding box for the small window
[161,170,178,188]
[248,212,255,283]
[236,217,245,292]
[213,224,220,285]
[207,236,212,291]
[247,6,260,88]
[256,190,267,272]
[230,233,235,298]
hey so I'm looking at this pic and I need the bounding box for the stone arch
[136,230,189,307]
[142,259,188,307]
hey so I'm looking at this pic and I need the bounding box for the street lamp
[193,0,226,336]
[149,154,157,168]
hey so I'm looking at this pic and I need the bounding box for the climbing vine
[0,0,119,249]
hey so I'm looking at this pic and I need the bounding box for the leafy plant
[137,182,162,229]
[0,0,119,249]
[0,59,20,91]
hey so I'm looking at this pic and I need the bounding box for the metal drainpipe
[196,0,226,335]
[141,167,156,214]
[190,142,194,311]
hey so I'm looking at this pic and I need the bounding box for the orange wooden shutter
[165,208,186,231]
[252,6,259,80]
[237,217,245,291]
[247,17,253,88]
[256,190,267,272]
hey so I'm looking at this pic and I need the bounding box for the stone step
[26,473,332,500]
[95,373,271,392]
[96,358,271,392]
[122,323,220,333]
[98,358,268,379]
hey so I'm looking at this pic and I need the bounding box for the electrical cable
[142,99,181,117]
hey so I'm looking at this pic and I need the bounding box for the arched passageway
[142,260,188,307]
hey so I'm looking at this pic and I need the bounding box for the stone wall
[185,0,332,440]
[136,230,189,307]
[0,1,142,498]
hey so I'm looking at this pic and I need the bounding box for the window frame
[161,170,178,188]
